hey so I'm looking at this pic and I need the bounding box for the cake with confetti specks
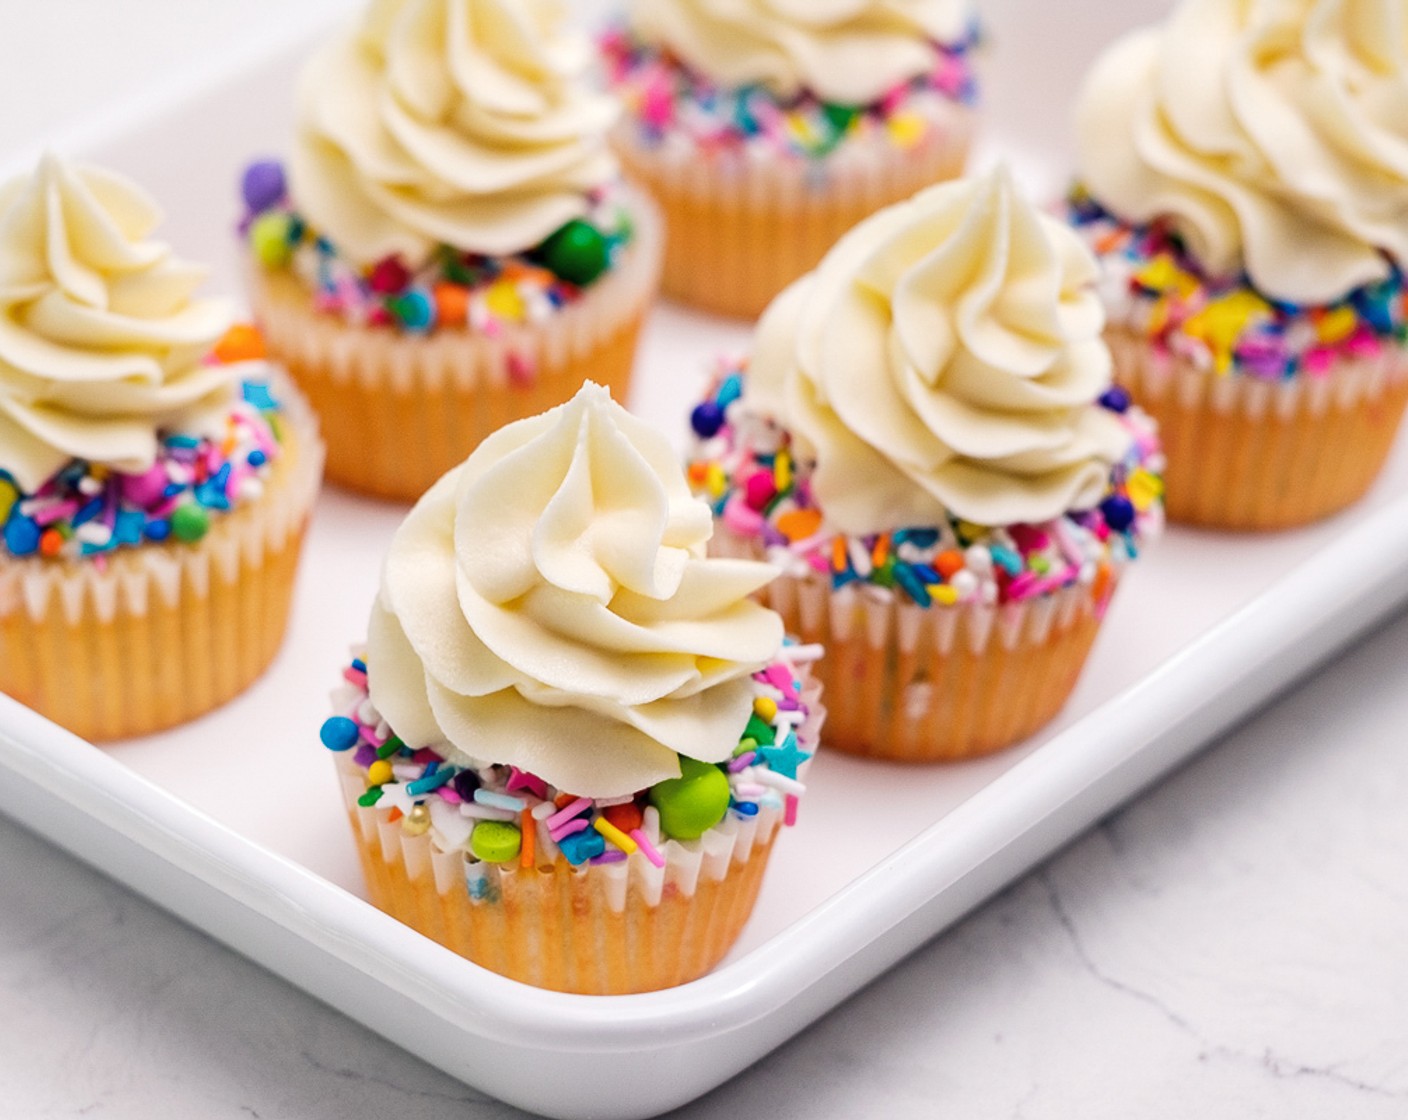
[601,0,980,319]
[0,155,323,742]
[323,383,822,994]
[687,169,1163,763]
[1071,0,1408,530]
[241,0,662,504]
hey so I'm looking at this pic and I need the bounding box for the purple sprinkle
[590,850,628,865]
[353,744,377,769]
[729,752,756,772]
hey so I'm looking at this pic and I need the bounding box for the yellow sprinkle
[593,816,638,856]
[774,450,792,493]
[785,115,821,147]
[1147,298,1172,336]
[930,585,960,607]
[705,462,727,499]
[0,478,17,526]
[1134,255,1182,292]
[886,111,926,150]
[955,519,989,540]
[1127,468,1164,513]
[484,279,525,321]
[367,760,393,787]
[1317,305,1358,345]
[753,696,778,722]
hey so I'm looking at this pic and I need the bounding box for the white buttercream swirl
[1076,0,1408,305]
[367,383,785,799]
[289,0,620,268]
[748,168,1131,533]
[0,154,235,493]
[629,0,974,106]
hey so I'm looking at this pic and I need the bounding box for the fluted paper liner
[337,758,784,995]
[716,529,1117,762]
[0,377,323,742]
[1108,329,1408,530]
[614,100,974,319]
[249,192,662,503]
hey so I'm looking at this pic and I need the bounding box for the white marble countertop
[4,4,1408,1118]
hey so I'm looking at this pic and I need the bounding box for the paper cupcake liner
[336,756,785,995]
[1108,329,1408,530]
[615,101,974,319]
[248,193,662,503]
[715,528,1116,762]
[0,378,323,742]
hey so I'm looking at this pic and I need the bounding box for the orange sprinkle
[39,528,63,558]
[1092,562,1113,604]
[935,549,964,579]
[386,807,404,824]
[1094,227,1130,255]
[212,323,265,364]
[433,282,469,327]
[603,801,643,834]
[831,535,848,572]
[871,534,890,569]
[520,809,536,869]
[776,507,822,542]
[554,792,578,809]
[687,461,709,486]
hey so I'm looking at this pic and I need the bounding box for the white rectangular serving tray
[4,3,1408,1117]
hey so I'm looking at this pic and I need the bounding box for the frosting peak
[628,0,975,106]
[290,0,620,267]
[0,154,235,492]
[368,383,786,798]
[1076,0,1408,305]
[748,167,1130,533]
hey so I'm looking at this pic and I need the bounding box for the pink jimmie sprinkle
[631,829,665,868]
[1006,572,1041,601]
[545,797,592,831]
[550,817,589,843]
[437,786,463,805]
[784,795,799,827]
[343,666,368,688]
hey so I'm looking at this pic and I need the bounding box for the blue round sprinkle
[4,515,40,557]
[1098,386,1131,413]
[391,288,435,333]
[320,715,361,752]
[247,449,268,468]
[691,400,725,438]
[1101,494,1136,533]
[241,160,286,213]
[144,518,171,542]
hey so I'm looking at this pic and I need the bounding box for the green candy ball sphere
[539,219,610,287]
[649,757,731,841]
[250,211,295,268]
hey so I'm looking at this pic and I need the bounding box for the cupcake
[322,383,822,994]
[688,168,1163,762]
[1071,0,1408,530]
[0,155,322,741]
[602,0,979,318]
[242,0,662,502]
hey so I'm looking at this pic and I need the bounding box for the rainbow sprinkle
[688,362,1163,611]
[1069,188,1408,380]
[322,643,821,870]
[238,159,635,337]
[1,329,285,564]
[601,24,980,160]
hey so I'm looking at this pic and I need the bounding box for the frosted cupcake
[1072,0,1408,530]
[602,0,979,318]
[0,155,322,741]
[243,0,661,502]
[689,169,1162,762]
[323,383,822,994]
